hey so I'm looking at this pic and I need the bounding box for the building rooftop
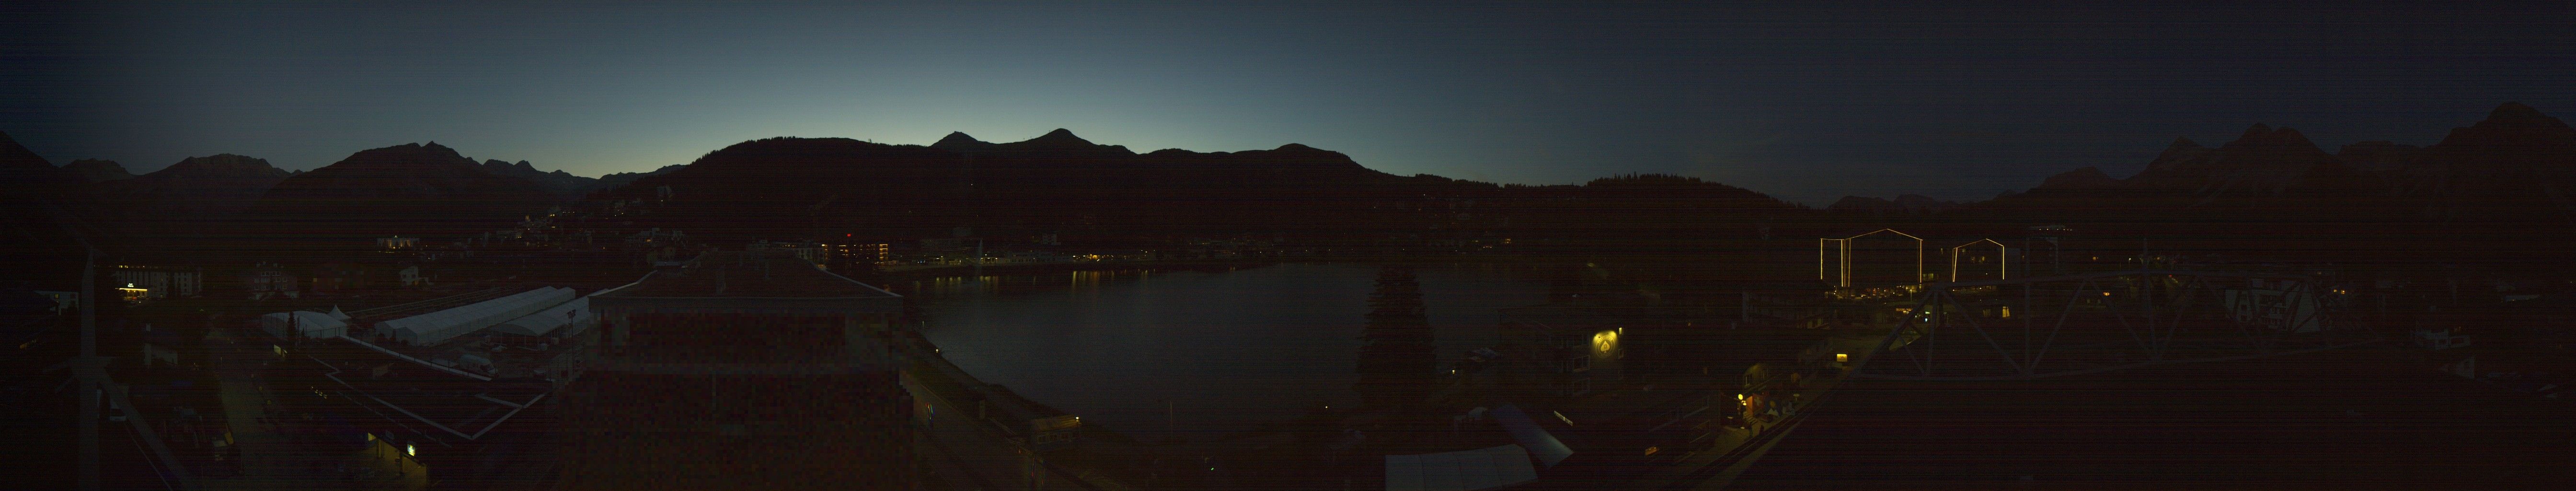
[305,336,558,444]
[594,250,900,299]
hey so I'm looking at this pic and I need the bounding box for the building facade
[559,250,914,491]
[111,265,203,301]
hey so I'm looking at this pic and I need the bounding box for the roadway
[904,339,1116,491]
[1719,344,2576,490]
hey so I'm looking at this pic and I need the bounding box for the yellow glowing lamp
[1836,353,1848,362]
[407,444,416,456]
[1592,330,1618,354]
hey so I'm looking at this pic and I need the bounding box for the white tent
[1490,404,1573,468]
[327,305,351,322]
[260,311,349,339]
[377,287,575,346]
[1383,444,1540,491]
[491,297,592,338]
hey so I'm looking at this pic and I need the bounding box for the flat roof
[593,250,902,299]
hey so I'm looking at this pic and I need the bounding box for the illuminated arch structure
[1818,229,1924,292]
[1850,269,2374,381]
[1947,239,2009,282]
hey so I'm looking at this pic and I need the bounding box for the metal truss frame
[1853,269,2383,381]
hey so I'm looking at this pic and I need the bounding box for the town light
[407,444,416,456]
[1836,353,1848,362]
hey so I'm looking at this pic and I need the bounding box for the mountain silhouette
[596,130,1425,244]
[479,158,601,201]
[75,154,295,256]
[597,164,686,187]
[17,102,2576,281]
[244,142,559,248]
[61,159,134,183]
[0,130,77,186]
[929,131,996,152]
[1962,102,2576,272]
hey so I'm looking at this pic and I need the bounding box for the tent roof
[378,287,574,346]
[492,297,589,337]
[1490,404,1573,468]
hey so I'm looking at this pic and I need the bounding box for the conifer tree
[1356,266,1435,408]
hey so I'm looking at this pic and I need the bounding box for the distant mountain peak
[2490,102,2547,122]
[2434,102,2575,150]
[162,153,285,174]
[0,129,58,173]
[2270,127,2314,146]
[1020,128,1093,146]
[2170,137,2202,149]
[1275,143,1317,152]
[982,128,1134,155]
[932,131,991,150]
[63,159,134,182]
[2469,102,2571,131]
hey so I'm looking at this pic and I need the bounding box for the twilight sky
[8,1,2576,206]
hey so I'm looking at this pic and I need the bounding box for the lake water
[907,262,1552,441]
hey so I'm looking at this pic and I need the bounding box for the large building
[557,250,914,491]
[111,264,202,302]
[1818,229,1925,292]
[267,289,594,491]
